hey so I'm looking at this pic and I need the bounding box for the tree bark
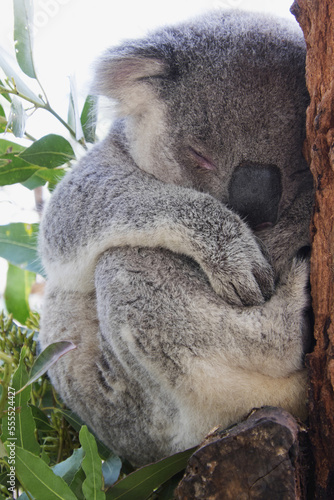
[175,407,309,500]
[291,0,334,497]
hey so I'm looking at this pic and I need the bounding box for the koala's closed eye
[228,163,282,230]
[188,146,217,171]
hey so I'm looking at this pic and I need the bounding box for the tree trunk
[291,1,334,498]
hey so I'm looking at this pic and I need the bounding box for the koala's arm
[96,248,309,377]
[40,135,274,306]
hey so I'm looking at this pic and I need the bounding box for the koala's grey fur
[39,10,313,466]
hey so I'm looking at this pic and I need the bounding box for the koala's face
[95,11,311,231]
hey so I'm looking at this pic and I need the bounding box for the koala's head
[94,10,310,231]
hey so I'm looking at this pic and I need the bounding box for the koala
[39,10,314,466]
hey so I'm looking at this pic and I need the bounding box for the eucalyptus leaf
[41,447,51,465]
[102,453,122,488]
[68,76,84,141]
[152,471,184,500]
[14,0,37,79]
[0,79,12,102]
[53,447,85,485]
[16,341,76,394]
[0,137,25,154]
[80,426,106,500]
[19,133,75,167]
[7,96,27,137]
[81,94,97,143]
[70,467,86,500]
[0,223,44,276]
[0,50,43,105]
[17,494,29,500]
[29,404,55,432]
[0,470,9,487]
[57,409,85,432]
[106,447,196,500]
[4,263,35,324]
[0,153,39,186]
[9,446,77,500]
[0,440,7,459]
[21,166,67,190]
[0,104,6,132]
[2,346,40,455]
[60,409,112,460]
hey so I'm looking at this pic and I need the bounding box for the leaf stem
[0,84,87,149]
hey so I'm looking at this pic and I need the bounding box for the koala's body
[39,10,313,466]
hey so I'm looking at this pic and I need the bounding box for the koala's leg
[39,284,179,466]
[92,247,309,459]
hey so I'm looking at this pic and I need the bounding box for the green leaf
[57,409,84,432]
[81,95,97,144]
[8,95,26,137]
[9,446,77,500]
[0,439,7,459]
[30,342,76,381]
[0,138,25,154]
[17,494,29,500]
[16,341,76,394]
[4,263,35,324]
[79,426,105,500]
[152,471,184,500]
[68,76,84,141]
[0,137,44,188]
[0,153,40,186]
[53,448,85,485]
[0,104,6,132]
[29,404,54,432]
[0,51,43,105]
[106,447,196,500]
[0,79,12,102]
[102,453,122,488]
[19,133,75,167]
[70,467,86,500]
[41,447,51,465]
[0,470,9,488]
[0,223,43,276]
[2,347,40,455]
[22,165,67,190]
[14,0,37,79]
[59,410,112,460]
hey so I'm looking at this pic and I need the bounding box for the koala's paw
[202,223,275,306]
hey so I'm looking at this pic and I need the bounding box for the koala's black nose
[228,163,282,230]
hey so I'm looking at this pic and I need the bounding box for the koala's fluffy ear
[93,52,167,115]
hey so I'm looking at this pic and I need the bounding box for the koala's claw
[201,224,275,306]
[205,257,274,306]
[251,260,276,302]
